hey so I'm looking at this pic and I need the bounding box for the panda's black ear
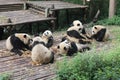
[94,27,97,29]
[64,47,67,51]
[57,46,60,49]
[23,35,27,38]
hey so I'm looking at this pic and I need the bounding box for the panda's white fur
[65,26,91,44]
[73,20,83,28]
[6,36,13,50]
[31,36,54,65]
[41,30,53,48]
[56,40,90,56]
[6,33,32,56]
[61,20,92,44]
[91,25,109,41]
[56,40,70,55]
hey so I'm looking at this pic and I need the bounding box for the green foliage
[96,16,120,25]
[56,26,120,80]
[116,0,120,17]
[57,45,120,80]
[0,73,11,80]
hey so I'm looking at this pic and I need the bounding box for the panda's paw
[10,52,15,55]
[31,61,42,66]
[22,50,31,57]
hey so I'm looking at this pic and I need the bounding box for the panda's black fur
[62,26,91,44]
[38,30,54,48]
[57,40,90,56]
[0,28,4,40]
[6,33,32,56]
[62,20,92,44]
[67,42,78,56]
[91,25,109,42]
[46,36,53,48]
[71,20,91,39]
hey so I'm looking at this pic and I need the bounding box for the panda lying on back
[30,36,54,65]
[6,33,32,56]
[91,25,110,42]
[62,20,92,44]
[56,40,90,56]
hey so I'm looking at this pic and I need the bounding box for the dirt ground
[0,27,114,80]
[0,30,67,80]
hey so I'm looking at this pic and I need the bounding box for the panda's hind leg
[80,46,91,52]
[22,50,31,57]
[79,39,92,44]
[11,49,23,56]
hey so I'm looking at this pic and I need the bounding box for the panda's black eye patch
[64,47,67,50]
[57,46,60,49]
[77,24,80,26]
[94,27,97,29]
[23,35,27,38]
[79,28,81,31]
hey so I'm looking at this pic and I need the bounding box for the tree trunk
[109,0,116,18]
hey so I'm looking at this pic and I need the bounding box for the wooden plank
[0,10,56,27]
[28,1,88,11]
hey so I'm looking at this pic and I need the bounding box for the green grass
[56,26,120,80]
[0,73,11,80]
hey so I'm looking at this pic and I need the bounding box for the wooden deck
[0,10,55,26]
[0,49,57,80]
[28,1,88,10]
[0,40,53,80]
[0,34,65,80]
[0,0,88,27]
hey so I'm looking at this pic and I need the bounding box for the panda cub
[62,20,91,44]
[41,30,54,48]
[31,36,54,65]
[56,40,90,56]
[91,25,109,42]
[66,26,91,44]
[71,20,91,39]
[6,33,32,56]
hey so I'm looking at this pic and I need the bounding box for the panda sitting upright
[56,40,90,56]
[91,25,109,42]
[30,36,54,65]
[6,33,32,56]
[41,30,54,48]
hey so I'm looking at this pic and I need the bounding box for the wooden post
[109,0,116,18]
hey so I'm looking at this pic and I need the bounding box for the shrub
[0,73,11,80]
[96,16,120,25]
[56,43,120,80]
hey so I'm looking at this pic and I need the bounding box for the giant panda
[91,25,109,42]
[62,26,92,44]
[31,36,54,65]
[41,30,54,48]
[6,33,32,56]
[56,40,90,56]
[72,20,91,39]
